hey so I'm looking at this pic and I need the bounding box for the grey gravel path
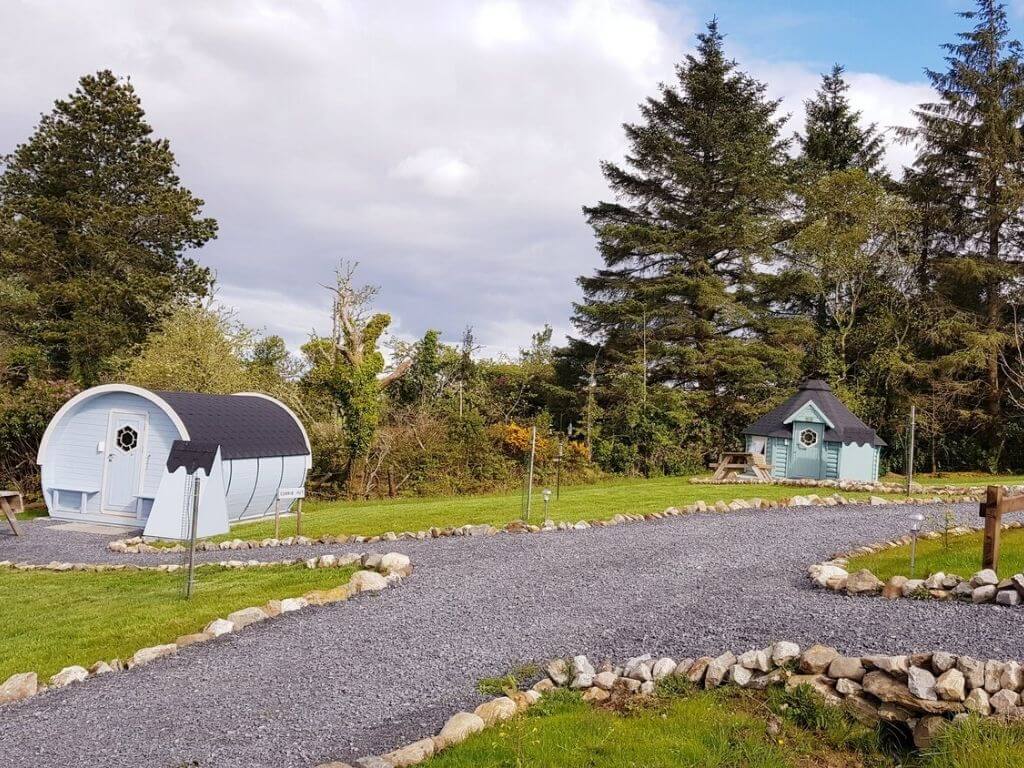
[1,502,1019,768]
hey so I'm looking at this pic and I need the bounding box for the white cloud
[392,148,480,197]
[0,1,935,356]
[473,1,531,47]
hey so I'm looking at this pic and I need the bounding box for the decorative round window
[799,428,818,448]
[116,425,139,452]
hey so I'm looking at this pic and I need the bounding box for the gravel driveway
[1,502,1019,768]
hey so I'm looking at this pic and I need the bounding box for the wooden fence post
[981,485,1004,572]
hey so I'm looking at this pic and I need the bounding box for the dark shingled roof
[742,379,886,447]
[155,391,310,460]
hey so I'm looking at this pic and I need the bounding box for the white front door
[102,411,147,515]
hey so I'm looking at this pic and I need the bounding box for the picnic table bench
[1,490,23,535]
[710,451,773,482]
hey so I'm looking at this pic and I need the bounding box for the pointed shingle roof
[742,379,886,447]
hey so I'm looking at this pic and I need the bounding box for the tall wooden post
[981,485,1004,572]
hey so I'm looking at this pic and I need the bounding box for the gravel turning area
[1,502,1020,768]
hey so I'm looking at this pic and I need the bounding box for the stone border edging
[316,641,1024,766]
[808,521,1024,606]
[692,477,1019,498]
[106,490,983,555]
[0,552,413,709]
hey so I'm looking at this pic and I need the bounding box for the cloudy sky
[0,0,1000,358]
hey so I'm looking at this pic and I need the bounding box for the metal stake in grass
[909,512,923,579]
[186,476,201,599]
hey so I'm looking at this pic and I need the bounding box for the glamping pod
[741,379,885,483]
[36,384,311,533]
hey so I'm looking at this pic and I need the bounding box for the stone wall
[808,520,1024,606]
[317,641,1024,766]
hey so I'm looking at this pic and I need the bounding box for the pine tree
[798,65,886,175]
[902,0,1024,463]
[0,71,217,384]
[576,21,802,456]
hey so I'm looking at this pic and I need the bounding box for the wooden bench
[1,490,24,535]
[710,451,773,482]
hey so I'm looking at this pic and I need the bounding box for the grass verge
[208,476,909,543]
[0,564,357,681]
[426,682,1024,768]
[847,527,1024,581]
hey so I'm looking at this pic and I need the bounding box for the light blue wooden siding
[42,392,183,519]
[769,437,789,478]
[838,441,879,482]
[824,441,840,479]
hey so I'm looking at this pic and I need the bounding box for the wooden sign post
[981,486,1004,572]
[979,485,1024,572]
[278,486,306,537]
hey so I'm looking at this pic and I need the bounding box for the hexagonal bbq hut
[36,384,311,536]
[741,379,885,482]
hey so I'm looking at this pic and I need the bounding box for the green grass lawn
[213,476,899,543]
[426,685,1024,768]
[883,472,1024,487]
[0,564,357,681]
[847,527,1024,581]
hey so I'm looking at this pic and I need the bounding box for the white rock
[651,658,676,680]
[935,669,966,702]
[204,618,235,637]
[434,712,485,750]
[1001,661,1023,692]
[907,667,937,701]
[730,665,753,687]
[350,570,388,593]
[971,569,999,587]
[771,642,800,666]
[990,688,1020,714]
[131,644,176,667]
[739,648,772,672]
[572,655,596,677]
[0,672,37,704]
[965,687,991,715]
[225,606,268,630]
[545,659,569,686]
[49,666,88,688]
[379,552,412,576]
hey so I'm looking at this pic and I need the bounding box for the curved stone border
[106,491,982,555]
[0,552,412,709]
[692,477,1023,498]
[808,521,1024,606]
[1,551,388,574]
[316,641,1024,765]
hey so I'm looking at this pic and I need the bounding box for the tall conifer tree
[0,70,216,384]
[902,0,1024,462]
[799,65,885,175]
[576,21,800,453]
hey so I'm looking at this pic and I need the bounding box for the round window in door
[116,425,139,452]
[799,428,818,448]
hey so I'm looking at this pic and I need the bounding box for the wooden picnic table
[710,451,773,482]
[1,490,23,535]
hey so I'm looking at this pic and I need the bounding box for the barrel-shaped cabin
[37,384,311,531]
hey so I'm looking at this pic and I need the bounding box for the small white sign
[278,487,306,500]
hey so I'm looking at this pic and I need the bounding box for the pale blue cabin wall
[838,441,879,482]
[769,437,789,478]
[824,441,840,480]
[43,390,310,527]
[42,392,184,522]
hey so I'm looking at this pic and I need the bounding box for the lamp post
[910,512,924,579]
[542,488,552,518]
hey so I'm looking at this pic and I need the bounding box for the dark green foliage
[899,0,1024,465]
[798,65,886,176]
[0,378,77,493]
[576,20,803,468]
[0,70,216,384]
